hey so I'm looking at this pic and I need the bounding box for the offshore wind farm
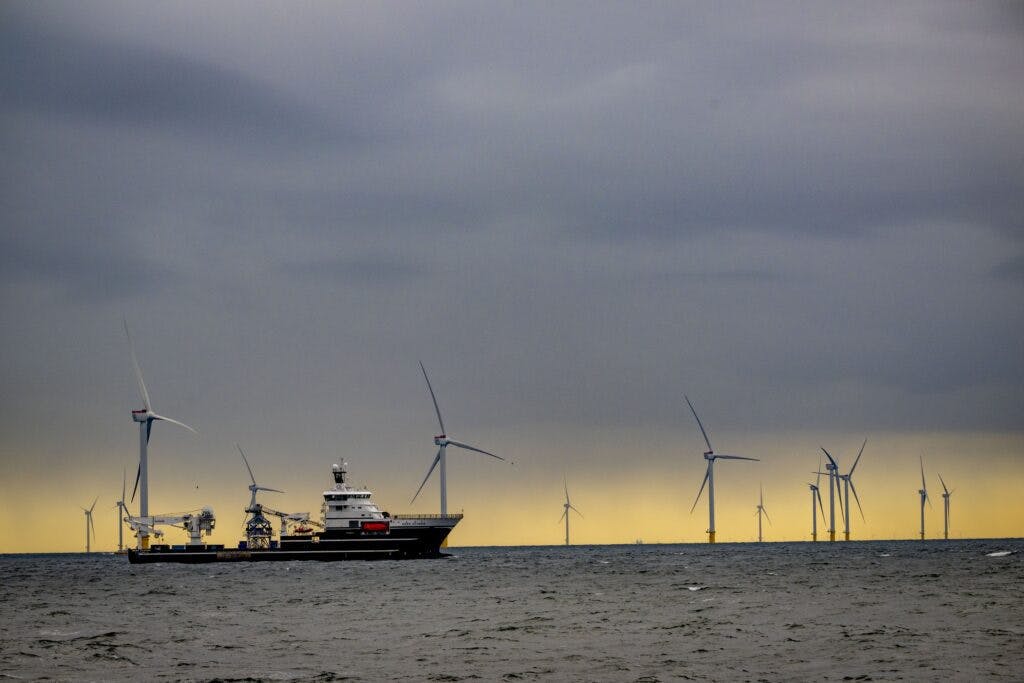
[64,322,1019,556]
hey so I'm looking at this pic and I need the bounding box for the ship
[127,462,460,563]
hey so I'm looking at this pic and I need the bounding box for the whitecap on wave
[986,551,1013,557]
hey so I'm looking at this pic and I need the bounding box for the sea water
[1,539,1022,681]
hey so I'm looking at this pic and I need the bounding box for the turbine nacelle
[434,434,447,446]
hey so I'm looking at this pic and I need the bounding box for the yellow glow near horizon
[2,430,1022,553]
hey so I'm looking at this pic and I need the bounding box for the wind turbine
[82,497,97,553]
[837,439,867,541]
[114,467,128,552]
[819,448,844,542]
[808,456,826,541]
[754,484,771,542]
[237,444,284,510]
[411,362,505,516]
[559,479,583,546]
[124,320,196,549]
[938,473,953,540]
[918,456,931,540]
[685,395,758,544]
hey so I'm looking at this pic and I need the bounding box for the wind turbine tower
[82,497,97,553]
[820,448,844,542]
[559,479,583,545]
[808,456,826,541]
[685,396,758,544]
[412,362,505,516]
[938,473,953,540]
[114,468,128,552]
[755,485,771,542]
[124,321,196,549]
[837,439,867,541]
[918,456,931,540]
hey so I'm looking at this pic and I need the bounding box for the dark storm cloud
[1,0,1022,444]
[282,255,426,288]
[992,256,1024,283]
[0,233,178,302]
[0,15,356,150]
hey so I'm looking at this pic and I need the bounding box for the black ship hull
[128,523,456,564]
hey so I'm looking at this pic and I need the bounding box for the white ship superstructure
[322,462,390,530]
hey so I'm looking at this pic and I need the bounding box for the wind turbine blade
[849,438,867,476]
[715,454,759,461]
[130,462,141,503]
[150,413,197,434]
[558,509,567,523]
[684,395,713,453]
[763,508,772,525]
[815,455,822,489]
[89,496,98,513]
[410,449,442,504]
[848,479,866,521]
[121,466,127,503]
[690,465,711,514]
[448,439,504,461]
[124,318,152,411]
[255,486,284,494]
[569,504,583,517]
[89,514,96,541]
[820,447,839,470]
[938,473,949,496]
[237,444,257,485]
[920,456,926,490]
[816,489,826,524]
[564,478,570,505]
[419,361,446,435]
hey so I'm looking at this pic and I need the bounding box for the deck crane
[243,501,321,549]
[126,507,216,547]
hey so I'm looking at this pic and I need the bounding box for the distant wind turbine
[938,473,953,540]
[808,456,826,541]
[114,467,128,552]
[820,448,844,542]
[837,439,867,541]
[124,320,196,549]
[918,456,931,540]
[559,479,583,546]
[237,444,284,510]
[685,396,758,544]
[755,484,771,542]
[412,362,505,516]
[82,497,97,553]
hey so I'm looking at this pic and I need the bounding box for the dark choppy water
[2,540,1023,682]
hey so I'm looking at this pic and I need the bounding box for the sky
[1,1,1022,552]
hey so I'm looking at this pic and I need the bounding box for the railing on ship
[391,513,464,520]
